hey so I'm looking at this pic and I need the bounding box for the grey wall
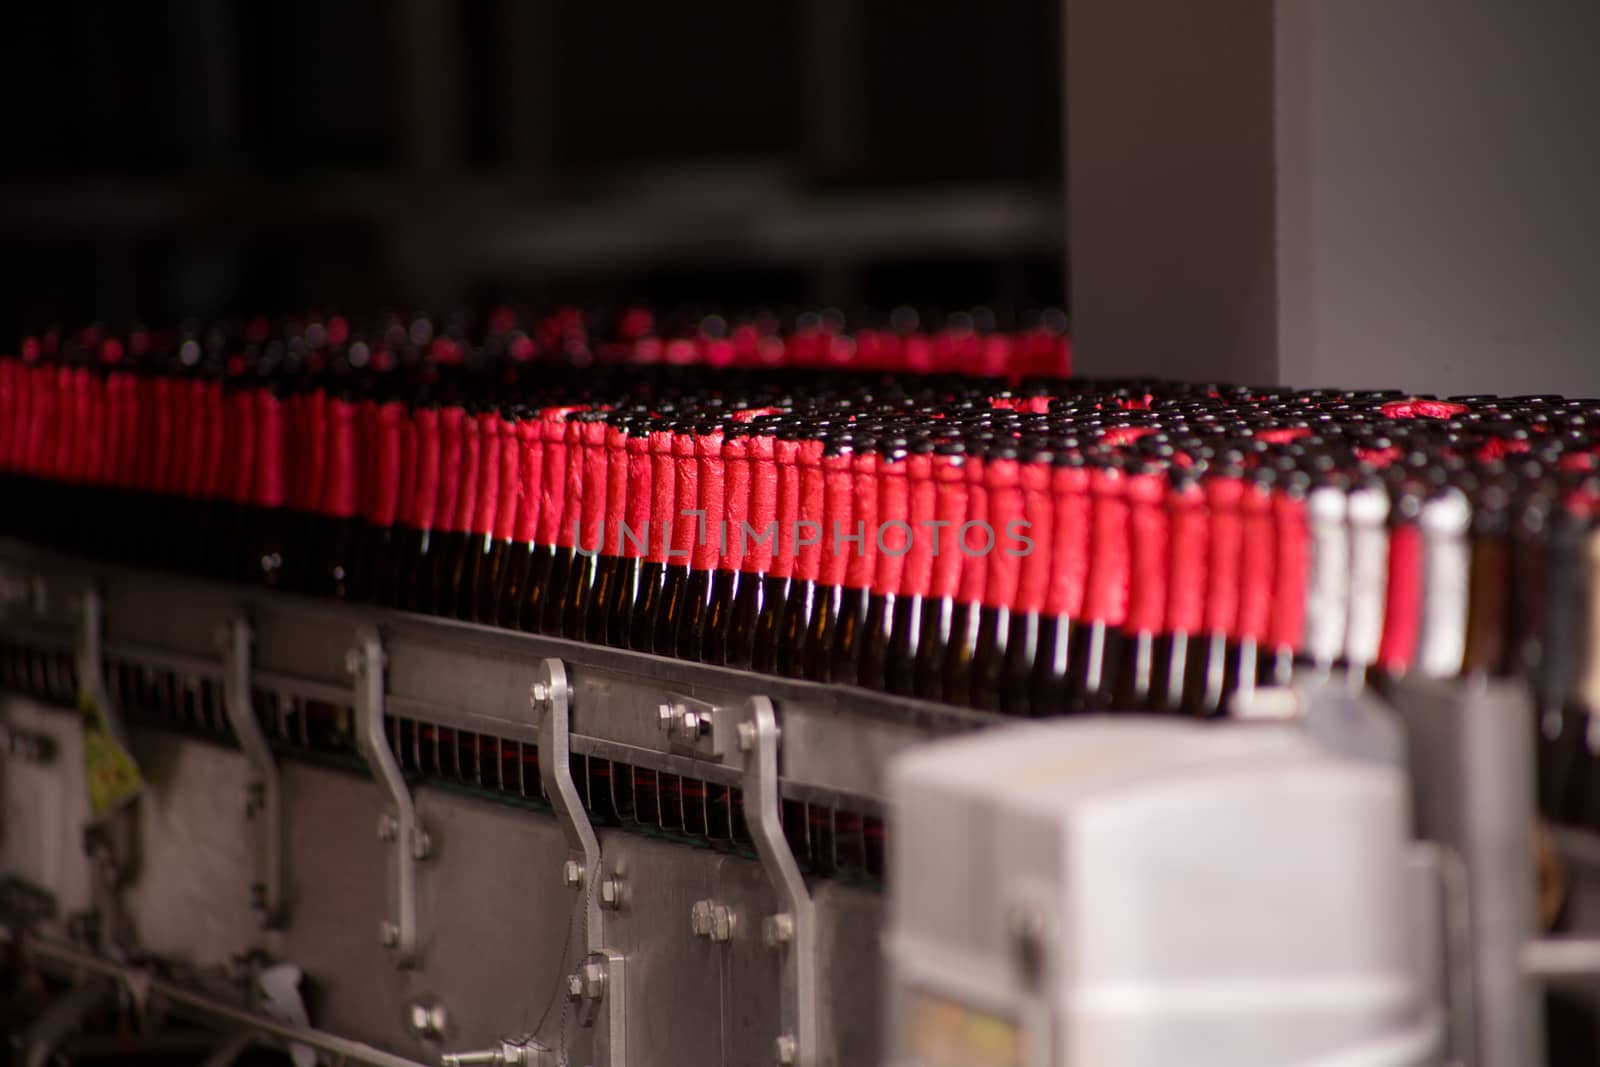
[1277,0,1600,396]
[1070,0,1600,395]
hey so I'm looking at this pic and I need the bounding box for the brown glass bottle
[805,435,855,681]
[350,398,404,604]
[1153,469,1205,711]
[728,422,782,669]
[675,423,726,661]
[436,405,480,617]
[702,424,751,664]
[969,444,1022,711]
[1000,446,1053,714]
[942,445,989,706]
[587,415,632,646]
[652,422,699,655]
[1030,451,1087,715]
[1110,466,1169,710]
[475,408,525,624]
[307,393,360,600]
[829,437,879,684]
[912,441,968,701]
[496,412,543,627]
[396,404,442,611]
[243,384,294,591]
[1070,462,1129,711]
[607,416,654,646]
[771,435,824,676]
[457,410,504,620]
[859,442,912,690]
[542,412,588,634]
[629,422,677,651]
[521,407,573,633]
[562,411,611,639]
[882,436,935,695]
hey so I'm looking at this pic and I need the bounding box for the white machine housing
[884,718,1443,1067]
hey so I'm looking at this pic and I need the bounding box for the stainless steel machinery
[2,540,1599,1066]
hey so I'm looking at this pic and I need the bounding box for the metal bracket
[532,658,627,1067]
[218,619,284,928]
[349,626,426,967]
[738,696,819,1067]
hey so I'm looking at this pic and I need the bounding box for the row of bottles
[13,305,1070,378]
[4,325,1600,743]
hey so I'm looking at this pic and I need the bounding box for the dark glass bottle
[458,410,504,620]
[397,404,443,612]
[729,422,782,669]
[805,434,855,681]
[774,435,824,676]
[1070,461,1129,711]
[630,421,677,651]
[883,436,935,695]
[1183,468,1245,715]
[703,424,750,664]
[1112,466,1170,710]
[436,405,480,618]
[496,411,543,628]
[970,444,1022,711]
[653,422,699,655]
[474,408,523,624]
[830,436,880,684]
[307,393,360,600]
[1000,446,1053,714]
[913,441,968,702]
[859,442,912,691]
[522,407,573,633]
[587,414,631,646]
[1030,450,1086,715]
[562,411,611,639]
[676,423,726,661]
[608,416,655,647]
[942,443,989,705]
[244,384,292,590]
[541,411,588,634]
[1154,469,1206,711]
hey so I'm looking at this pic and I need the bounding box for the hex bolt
[408,1001,447,1040]
[599,875,624,910]
[763,912,795,948]
[565,973,584,1001]
[561,859,585,888]
[377,813,399,842]
[690,900,713,938]
[776,1034,798,1065]
[680,710,701,736]
[380,920,400,948]
[737,721,757,752]
[529,681,551,708]
[657,702,675,731]
[411,828,433,861]
[691,900,737,943]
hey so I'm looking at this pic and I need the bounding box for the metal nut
[580,960,607,1000]
[561,859,584,888]
[657,702,675,731]
[566,973,584,1000]
[737,721,757,752]
[530,681,551,707]
[599,875,624,910]
[763,912,794,948]
[411,828,433,861]
[380,920,400,948]
[408,1001,447,1039]
[680,710,702,736]
[377,813,399,842]
[776,1033,798,1065]
[692,900,736,942]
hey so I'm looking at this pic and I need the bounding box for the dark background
[0,0,1065,341]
